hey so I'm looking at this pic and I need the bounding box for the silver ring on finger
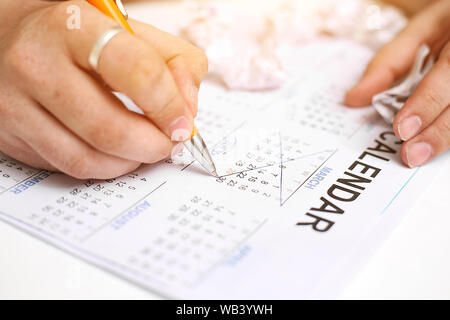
[88,26,125,73]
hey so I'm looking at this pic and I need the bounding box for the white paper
[0,40,446,299]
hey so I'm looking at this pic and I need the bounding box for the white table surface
[1,1,449,300]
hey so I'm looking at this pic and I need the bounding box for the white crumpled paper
[180,2,286,91]
[372,45,434,124]
[315,0,407,50]
[180,0,407,91]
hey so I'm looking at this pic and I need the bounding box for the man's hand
[345,0,450,168]
[0,0,208,179]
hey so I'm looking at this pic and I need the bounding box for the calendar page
[0,40,446,299]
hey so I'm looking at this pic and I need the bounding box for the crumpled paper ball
[180,0,408,91]
[316,0,407,50]
[180,2,286,91]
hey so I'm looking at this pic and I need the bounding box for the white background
[0,0,449,299]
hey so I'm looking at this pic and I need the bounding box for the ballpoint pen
[87,0,218,177]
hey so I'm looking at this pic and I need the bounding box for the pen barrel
[191,126,199,138]
[87,0,134,34]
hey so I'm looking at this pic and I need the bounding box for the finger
[58,1,195,143]
[15,99,141,179]
[0,132,57,171]
[27,58,174,164]
[345,1,449,107]
[401,106,450,168]
[0,87,56,170]
[394,42,450,141]
[97,33,195,142]
[129,19,209,116]
[345,33,422,107]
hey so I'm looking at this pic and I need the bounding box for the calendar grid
[216,150,333,179]
[181,161,195,172]
[280,149,337,206]
[0,170,47,197]
[278,132,284,207]
[180,120,249,174]
[81,181,167,242]
[0,208,172,294]
[190,217,269,288]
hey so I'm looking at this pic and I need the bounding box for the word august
[297,131,401,232]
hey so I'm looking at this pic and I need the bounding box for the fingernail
[170,116,192,142]
[406,142,432,167]
[398,115,422,141]
[171,143,184,158]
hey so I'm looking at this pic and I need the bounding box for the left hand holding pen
[345,0,450,168]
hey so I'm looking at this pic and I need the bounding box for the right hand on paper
[0,0,208,179]
[345,0,450,168]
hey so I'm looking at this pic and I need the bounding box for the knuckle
[147,144,171,164]
[421,89,443,110]
[0,89,25,130]
[2,34,47,88]
[151,90,179,118]
[85,119,128,154]
[131,56,165,91]
[0,105,18,130]
[423,117,450,151]
[141,71,180,118]
[174,44,209,83]
[65,152,139,180]
[190,47,209,78]
[3,38,34,80]
[179,48,208,83]
[45,0,85,24]
[0,95,13,119]
[45,1,67,22]
[64,152,95,179]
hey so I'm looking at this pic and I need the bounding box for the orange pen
[87,0,134,34]
[87,0,218,177]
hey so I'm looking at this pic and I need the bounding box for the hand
[0,0,208,179]
[345,0,450,168]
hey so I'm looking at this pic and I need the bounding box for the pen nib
[183,132,219,178]
[211,170,219,178]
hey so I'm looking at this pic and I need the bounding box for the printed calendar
[0,40,447,299]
